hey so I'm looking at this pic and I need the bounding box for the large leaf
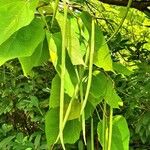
[113,62,132,76]
[93,25,113,71]
[67,17,85,65]
[0,0,39,45]
[55,12,86,65]
[47,32,78,97]
[49,74,71,108]
[49,74,81,120]
[19,39,50,75]
[45,108,81,146]
[64,101,81,121]
[87,94,103,108]
[80,12,113,71]
[0,18,45,66]
[90,71,122,108]
[104,78,123,108]
[45,108,59,147]
[46,32,61,71]
[90,71,108,98]
[97,115,130,150]
[80,11,92,35]
[49,75,61,108]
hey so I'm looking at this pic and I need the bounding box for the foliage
[0,61,55,149]
[0,0,150,150]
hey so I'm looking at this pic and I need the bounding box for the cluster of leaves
[0,61,55,149]
[0,0,150,150]
[114,63,150,147]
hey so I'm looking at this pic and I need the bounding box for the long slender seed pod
[55,15,95,147]
[108,107,113,150]
[79,78,86,145]
[103,102,107,150]
[59,1,68,149]
[55,82,80,144]
[80,18,95,115]
[55,67,86,144]
[91,116,94,150]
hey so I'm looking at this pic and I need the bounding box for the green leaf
[112,116,130,150]
[0,0,39,45]
[46,32,61,70]
[97,115,130,150]
[50,75,81,120]
[29,96,39,108]
[47,32,78,97]
[93,25,113,71]
[80,11,92,35]
[90,71,108,98]
[49,74,76,108]
[67,17,85,65]
[49,74,72,108]
[104,76,123,108]
[64,119,81,144]
[113,62,132,76]
[87,94,103,108]
[0,136,15,148]
[64,67,76,96]
[64,101,81,121]
[50,13,86,66]
[80,12,113,71]
[90,71,122,108]
[45,108,59,146]
[19,39,50,75]
[49,74,61,108]
[19,43,42,75]
[45,108,81,146]
[0,18,45,66]
[78,140,84,150]
[56,12,85,65]
[34,134,41,149]
[84,101,95,120]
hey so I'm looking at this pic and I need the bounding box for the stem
[51,0,59,27]
[95,107,101,121]
[37,8,50,32]
[91,116,94,150]
[108,107,113,150]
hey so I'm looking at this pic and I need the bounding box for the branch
[100,0,150,12]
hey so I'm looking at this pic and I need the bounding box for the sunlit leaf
[97,115,130,150]
[93,25,113,71]
[64,101,81,120]
[80,12,113,71]
[47,32,78,97]
[0,18,45,66]
[67,17,85,65]
[0,0,39,45]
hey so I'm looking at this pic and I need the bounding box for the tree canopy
[100,0,150,12]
